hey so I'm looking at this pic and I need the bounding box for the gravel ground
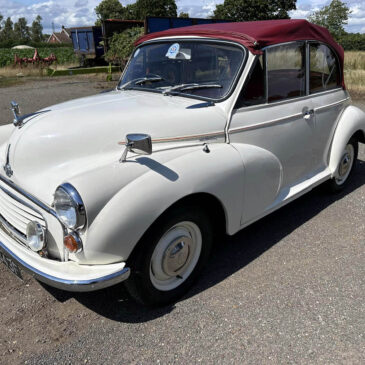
[0,78,364,364]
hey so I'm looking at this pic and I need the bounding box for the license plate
[0,249,23,280]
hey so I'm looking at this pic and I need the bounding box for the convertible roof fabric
[136,19,345,88]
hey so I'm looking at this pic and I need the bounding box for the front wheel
[328,137,358,192]
[124,205,213,306]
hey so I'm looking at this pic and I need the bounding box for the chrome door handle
[303,109,314,120]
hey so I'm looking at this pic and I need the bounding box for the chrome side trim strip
[0,240,131,292]
[229,112,303,134]
[0,174,57,218]
[234,87,346,113]
[118,131,225,145]
[230,98,350,134]
[314,97,350,112]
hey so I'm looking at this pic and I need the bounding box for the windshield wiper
[162,83,222,95]
[119,75,164,90]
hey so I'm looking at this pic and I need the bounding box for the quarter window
[267,42,306,102]
[236,55,265,108]
[309,43,340,93]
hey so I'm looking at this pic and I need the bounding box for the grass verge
[0,76,24,88]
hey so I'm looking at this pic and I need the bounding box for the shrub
[104,27,144,66]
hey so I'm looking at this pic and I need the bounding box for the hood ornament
[3,144,13,178]
[10,101,51,128]
[11,101,23,127]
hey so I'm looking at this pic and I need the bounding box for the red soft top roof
[136,19,345,88]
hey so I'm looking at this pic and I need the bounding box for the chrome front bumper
[0,239,130,292]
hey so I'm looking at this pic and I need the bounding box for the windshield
[118,40,245,101]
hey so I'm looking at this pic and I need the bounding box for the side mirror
[120,133,152,162]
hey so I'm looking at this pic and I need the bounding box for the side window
[310,43,340,93]
[267,43,306,102]
[235,55,265,108]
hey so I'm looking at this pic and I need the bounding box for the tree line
[0,14,45,46]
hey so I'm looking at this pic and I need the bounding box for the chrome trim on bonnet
[0,240,130,292]
[118,131,225,145]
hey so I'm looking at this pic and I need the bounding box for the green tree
[120,3,137,20]
[14,17,30,42]
[179,11,189,18]
[105,26,144,66]
[338,32,365,51]
[213,0,296,21]
[0,14,3,31]
[95,0,125,25]
[133,0,177,19]
[308,0,350,41]
[31,15,43,43]
[1,17,15,42]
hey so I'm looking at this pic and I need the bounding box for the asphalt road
[0,78,364,364]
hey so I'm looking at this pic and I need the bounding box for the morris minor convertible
[0,20,364,306]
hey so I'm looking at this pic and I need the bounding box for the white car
[0,20,364,306]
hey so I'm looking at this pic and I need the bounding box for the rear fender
[329,105,365,175]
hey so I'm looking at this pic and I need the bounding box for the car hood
[1,90,226,202]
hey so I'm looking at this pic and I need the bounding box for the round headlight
[26,221,46,252]
[53,183,86,230]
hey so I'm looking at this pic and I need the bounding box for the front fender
[329,105,365,175]
[74,144,245,264]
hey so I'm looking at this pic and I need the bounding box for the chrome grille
[0,185,46,242]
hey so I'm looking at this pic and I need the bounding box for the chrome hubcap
[162,236,192,276]
[338,153,351,177]
[150,221,202,291]
[335,144,354,185]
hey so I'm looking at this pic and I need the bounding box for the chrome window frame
[234,40,344,110]
[307,40,342,95]
[118,38,248,103]
[264,41,307,104]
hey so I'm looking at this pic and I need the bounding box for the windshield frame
[117,38,248,103]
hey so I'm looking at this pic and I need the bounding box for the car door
[229,42,316,224]
[308,42,350,172]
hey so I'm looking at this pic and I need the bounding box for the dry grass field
[344,51,365,98]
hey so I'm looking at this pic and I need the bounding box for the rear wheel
[328,137,358,192]
[125,205,213,306]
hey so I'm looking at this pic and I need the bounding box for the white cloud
[0,0,364,34]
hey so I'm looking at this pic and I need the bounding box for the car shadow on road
[41,158,365,323]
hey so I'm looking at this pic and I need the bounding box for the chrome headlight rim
[26,221,46,252]
[53,183,86,230]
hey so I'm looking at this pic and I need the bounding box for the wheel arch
[329,105,365,175]
[352,129,365,144]
[127,192,227,263]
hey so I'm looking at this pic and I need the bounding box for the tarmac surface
[0,78,364,364]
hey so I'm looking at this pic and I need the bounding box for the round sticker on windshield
[166,43,180,59]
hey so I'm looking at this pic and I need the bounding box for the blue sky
[0,0,364,34]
